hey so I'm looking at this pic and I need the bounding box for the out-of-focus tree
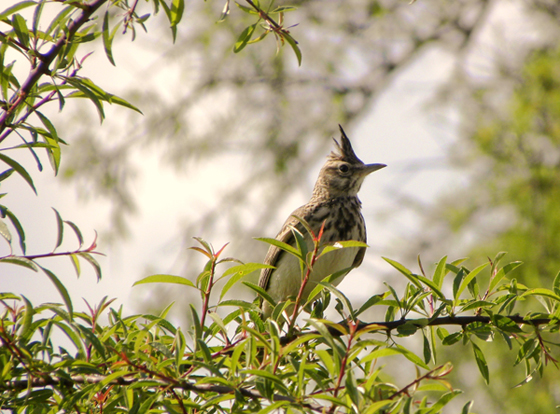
[406,15,560,414]
[58,0,494,250]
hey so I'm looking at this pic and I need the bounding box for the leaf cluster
[3,232,560,413]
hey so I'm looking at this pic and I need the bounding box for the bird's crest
[330,125,363,165]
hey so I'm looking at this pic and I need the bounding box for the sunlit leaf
[0,1,37,20]
[133,274,196,288]
[233,24,257,53]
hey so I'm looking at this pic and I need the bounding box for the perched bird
[258,125,386,318]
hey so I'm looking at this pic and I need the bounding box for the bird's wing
[258,205,311,291]
[351,246,367,269]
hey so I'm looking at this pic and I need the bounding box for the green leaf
[233,23,257,53]
[2,207,26,253]
[32,0,45,36]
[416,274,446,300]
[220,262,272,299]
[76,324,106,358]
[319,240,368,256]
[472,342,489,384]
[64,77,105,121]
[100,371,131,387]
[461,401,474,414]
[271,5,297,13]
[0,256,38,271]
[133,274,196,288]
[460,300,495,312]
[170,0,184,26]
[102,11,119,66]
[553,269,560,296]
[0,168,15,182]
[355,293,385,317]
[0,1,37,20]
[362,400,393,414]
[0,152,37,194]
[432,256,448,288]
[53,208,64,249]
[396,322,418,337]
[64,220,83,246]
[425,390,463,413]
[234,2,259,14]
[361,345,429,369]
[519,288,560,303]
[39,265,73,318]
[44,5,72,38]
[107,94,143,114]
[383,257,423,288]
[455,262,489,302]
[11,14,30,49]
[255,237,302,259]
[69,253,80,277]
[283,32,302,66]
[492,315,523,333]
[316,282,353,316]
[216,299,260,312]
[488,261,523,293]
[441,332,462,346]
[18,295,34,341]
[242,281,275,307]
[77,252,102,281]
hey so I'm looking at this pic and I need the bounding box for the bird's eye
[338,164,350,174]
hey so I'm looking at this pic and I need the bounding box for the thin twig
[0,0,108,136]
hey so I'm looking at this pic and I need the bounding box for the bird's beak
[362,163,387,176]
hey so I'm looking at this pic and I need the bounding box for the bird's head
[313,125,386,199]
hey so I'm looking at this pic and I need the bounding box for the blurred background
[2,0,560,411]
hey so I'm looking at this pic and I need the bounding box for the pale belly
[266,244,360,306]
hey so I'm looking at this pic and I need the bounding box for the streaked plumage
[259,125,386,318]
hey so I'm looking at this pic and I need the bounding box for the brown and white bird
[258,125,386,318]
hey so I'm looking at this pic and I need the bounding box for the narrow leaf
[133,274,196,288]
[432,256,448,288]
[233,24,257,53]
[472,342,489,384]
[69,253,80,277]
[255,237,301,259]
[519,288,560,303]
[283,33,302,66]
[12,14,30,48]
[488,261,523,293]
[0,1,37,20]
[40,265,73,318]
[0,153,37,194]
[218,0,230,22]
[455,263,489,301]
[220,263,272,299]
[3,208,26,253]
[383,257,422,288]
[52,208,64,249]
[78,252,102,281]
[64,220,83,246]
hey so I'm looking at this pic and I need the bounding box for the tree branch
[0,0,109,136]
[1,374,325,412]
[280,315,556,345]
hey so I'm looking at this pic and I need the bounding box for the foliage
[2,225,560,413]
[410,41,560,413]
[2,0,560,413]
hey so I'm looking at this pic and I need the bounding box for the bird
[258,125,386,319]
